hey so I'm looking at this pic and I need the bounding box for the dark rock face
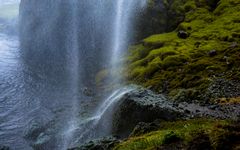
[68,137,120,150]
[206,0,220,11]
[111,88,185,137]
[111,87,240,138]
[177,30,189,39]
[134,0,185,41]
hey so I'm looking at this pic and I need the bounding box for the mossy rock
[113,119,240,150]
[125,0,240,103]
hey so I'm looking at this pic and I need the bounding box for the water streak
[0,0,146,149]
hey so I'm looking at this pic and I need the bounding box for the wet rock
[177,30,189,39]
[206,79,240,99]
[112,87,186,137]
[32,133,51,149]
[208,49,217,57]
[111,86,240,137]
[68,137,120,150]
[0,145,10,150]
[82,87,94,97]
[208,105,219,110]
[23,119,55,150]
[24,121,46,139]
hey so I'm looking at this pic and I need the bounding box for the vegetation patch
[114,119,240,150]
[124,0,240,103]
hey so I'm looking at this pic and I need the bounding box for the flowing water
[0,0,146,149]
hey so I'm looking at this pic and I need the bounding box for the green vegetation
[92,1,240,149]
[125,0,240,103]
[114,119,240,150]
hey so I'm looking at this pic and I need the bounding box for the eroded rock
[111,86,240,137]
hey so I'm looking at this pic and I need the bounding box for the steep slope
[125,0,240,103]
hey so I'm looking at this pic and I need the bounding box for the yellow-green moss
[125,0,240,102]
[114,119,239,150]
[216,97,240,105]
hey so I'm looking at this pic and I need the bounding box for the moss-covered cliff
[91,1,240,149]
[125,0,240,103]
[114,119,240,150]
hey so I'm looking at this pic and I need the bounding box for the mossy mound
[114,119,240,150]
[125,0,240,103]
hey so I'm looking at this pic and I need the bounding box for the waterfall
[111,0,146,83]
[18,0,146,149]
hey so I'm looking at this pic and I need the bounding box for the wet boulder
[111,86,240,138]
[111,87,185,137]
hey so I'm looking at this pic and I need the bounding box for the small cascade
[72,86,135,145]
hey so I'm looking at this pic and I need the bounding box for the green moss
[143,32,177,47]
[127,45,152,63]
[183,0,197,12]
[185,8,214,22]
[162,54,189,69]
[214,0,240,15]
[125,0,240,102]
[114,119,239,150]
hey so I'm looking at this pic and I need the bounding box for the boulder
[177,30,189,39]
[111,86,240,138]
[111,87,185,137]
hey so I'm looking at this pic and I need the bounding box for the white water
[111,0,147,83]
[66,86,135,147]
[0,0,146,149]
